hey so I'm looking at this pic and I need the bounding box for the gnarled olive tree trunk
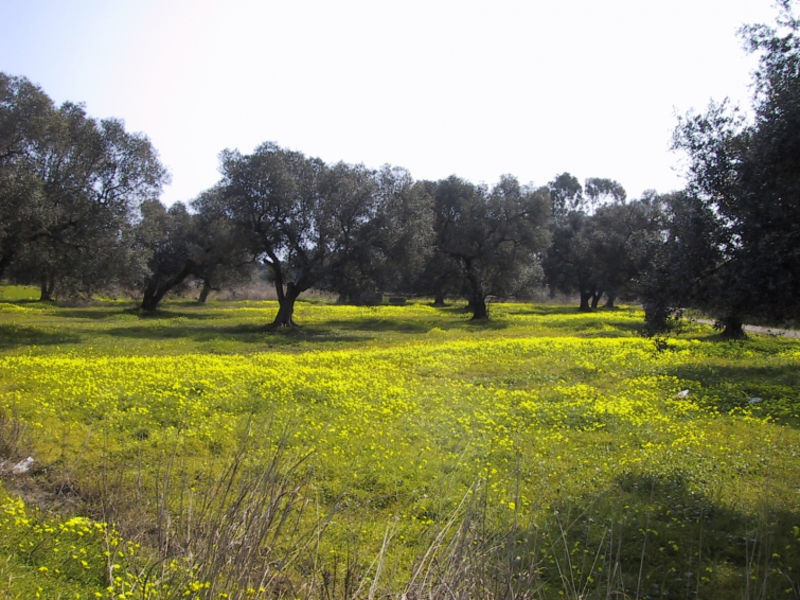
[719,315,746,339]
[197,279,217,303]
[579,290,593,312]
[464,261,488,320]
[271,283,301,328]
[140,262,194,312]
[268,260,314,328]
[39,274,56,302]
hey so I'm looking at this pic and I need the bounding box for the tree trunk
[0,249,15,281]
[590,291,602,309]
[469,296,488,320]
[463,259,488,320]
[643,301,669,333]
[604,293,616,309]
[271,284,300,328]
[140,263,194,312]
[141,282,168,312]
[720,315,746,339]
[198,280,213,303]
[579,290,592,311]
[39,275,55,302]
[433,292,446,306]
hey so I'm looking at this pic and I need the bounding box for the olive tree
[0,74,167,298]
[215,143,392,327]
[431,175,551,319]
[672,0,800,337]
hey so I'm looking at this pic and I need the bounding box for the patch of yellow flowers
[3,334,797,514]
[1,303,800,597]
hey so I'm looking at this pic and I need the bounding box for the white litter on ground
[11,456,34,474]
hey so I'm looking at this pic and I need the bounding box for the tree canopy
[3,0,798,341]
[670,0,800,336]
[0,74,167,299]
[429,175,551,319]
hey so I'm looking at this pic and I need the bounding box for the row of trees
[134,153,673,328]
[2,3,798,337]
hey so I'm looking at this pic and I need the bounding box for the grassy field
[1,285,799,599]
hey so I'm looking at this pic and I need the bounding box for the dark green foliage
[638,191,723,333]
[213,143,328,326]
[544,210,599,310]
[0,73,167,299]
[318,165,434,305]
[213,144,427,326]
[136,201,197,311]
[544,179,661,311]
[584,176,626,209]
[135,191,255,312]
[425,175,551,319]
[671,1,800,336]
[548,171,584,221]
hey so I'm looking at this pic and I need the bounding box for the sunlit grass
[1,292,799,598]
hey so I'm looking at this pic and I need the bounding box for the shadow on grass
[311,317,431,333]
[426,305,513,329]
[584,472,798,598]
[485,304,647,336]
[554,318,644,337]
[667,362,800,426]
[52,308,134,320]
[33,305,219,322]
[101,307,506,346]
[314,316,498,334]
[0,299,43,306]
[0,324,81,350]
[672,363,800,388]
[103,323,370,347]
[129,308,223,320]
[504,304,587,316]
[489,472,800,599]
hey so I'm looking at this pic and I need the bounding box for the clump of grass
[0,405,26,463]
[403,481,546,600]
[93,422,337,599]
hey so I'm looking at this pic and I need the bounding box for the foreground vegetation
[1,287,799,599]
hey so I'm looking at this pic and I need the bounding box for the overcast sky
[0,0,780,205]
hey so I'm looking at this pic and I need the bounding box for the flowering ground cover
[1,288,799,599]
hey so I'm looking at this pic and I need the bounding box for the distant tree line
[2,3,798,337]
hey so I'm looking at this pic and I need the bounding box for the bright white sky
[0,0,780,205]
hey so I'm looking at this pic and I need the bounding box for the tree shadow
[0,299,43,306]
[430,302,489,315]
[0,324,81,350]
[34,304,221,322]
[667,363,800,426]
[52,308,133,320]
[424,305,512,329]
[130,308,222,320]
[485,472,800,599]
[672,363,800,387]
[259,325,370,345]
[103,323,370,347]
[314,317,434,334]
[551,317,644,337]
[504,304,586,316]
[563,472,800,598]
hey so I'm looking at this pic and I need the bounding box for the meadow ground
[1,286,799,599]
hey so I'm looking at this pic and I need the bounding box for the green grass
[0,284,40,301]
[1,291,799,599]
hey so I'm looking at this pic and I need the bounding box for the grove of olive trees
[2,2,799,330]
